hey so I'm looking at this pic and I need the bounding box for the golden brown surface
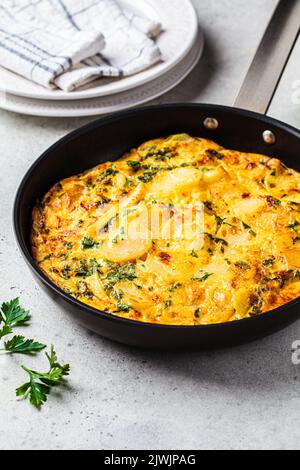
[32,134,300,325]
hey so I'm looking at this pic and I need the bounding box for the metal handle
[234,0,300,115]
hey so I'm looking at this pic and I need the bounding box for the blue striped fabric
[0,0,162,91]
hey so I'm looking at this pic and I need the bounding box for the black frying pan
[13,0,300,350]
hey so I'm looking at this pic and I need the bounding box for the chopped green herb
[127,161,141,172]
[112,289,124,301]
[249,230,257,237]
[75,259,98,278]
[263,256,275,268]
[141,146,176,161]
[249,305,263,316]
[262,270,300,288]
[116,303,132,313]
[62,265,71,280]
[38,254,53,264]
[288,221,300,231]
[106,264,137,283]
[241,221,251,230]
[138,171,158,183]
[248,293,263,316]
[141,145,156,153]
[76,281,94,299]
[206,149,224,160]
[97,195,110,207]
[203,201,214,212]
[289,201,300,210]
[205,233,228,246]
[266,195,281,207]
[81,237,99,250]
[168,283,182,293]
[192,273,213,282]
[55,182,63,192]
[240,220,256,237]
[235,261,251,270]
[190,250,199,258]
[214,214,231,228]
[97,168,118,182]
[194,309,201,318]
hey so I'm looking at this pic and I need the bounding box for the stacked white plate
[0,0,203,117]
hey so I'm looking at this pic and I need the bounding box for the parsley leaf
[1,298,30,327]
[16,346,70,409]
[0,298,30,340]
[0,325,13,340]
[0,298,46,356]
[4,336,46,355]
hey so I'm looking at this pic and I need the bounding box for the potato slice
[233,288,252,317]
[101,206,152,263]
[148,168,202,199]
[104,236,152,263]
[202,166,227,184]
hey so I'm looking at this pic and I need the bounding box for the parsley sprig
[1,297,70,410]
[16,346,70,409]
[0,298,45,354]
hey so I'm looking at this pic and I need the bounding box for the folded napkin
[0,0,162,91]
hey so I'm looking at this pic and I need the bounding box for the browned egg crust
[32,134,300,325]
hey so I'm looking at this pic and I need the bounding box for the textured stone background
[1,0,300,450]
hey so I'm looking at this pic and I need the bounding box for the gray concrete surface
[1,0,300,450]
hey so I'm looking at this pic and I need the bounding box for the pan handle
[234,0,300,115]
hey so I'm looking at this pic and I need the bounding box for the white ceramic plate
[0,31,203,117]
[0,0,198,101]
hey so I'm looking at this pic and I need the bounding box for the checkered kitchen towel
[0,0,162,91]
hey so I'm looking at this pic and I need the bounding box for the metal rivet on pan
[263,130,276,145]
[204,117,219,130]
